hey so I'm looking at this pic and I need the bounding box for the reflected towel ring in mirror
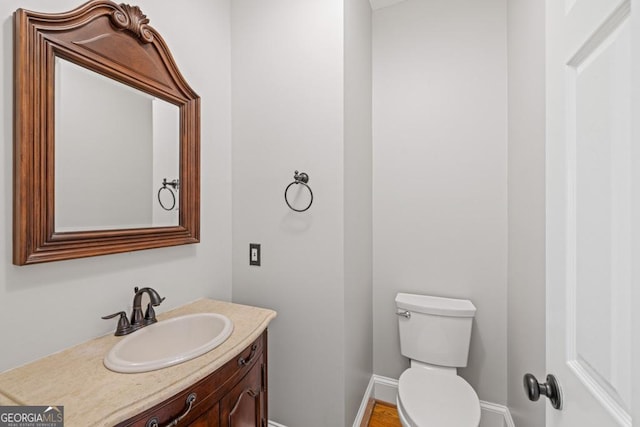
[284,170,313,212]
[158,178,179,211]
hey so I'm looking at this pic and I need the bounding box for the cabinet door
[220,354,265,427]
[189,403,219,427]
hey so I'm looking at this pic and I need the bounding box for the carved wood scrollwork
[111,4,154,43]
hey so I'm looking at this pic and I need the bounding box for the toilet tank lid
[395,293,476,317]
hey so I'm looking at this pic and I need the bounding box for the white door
[546,0,634,426]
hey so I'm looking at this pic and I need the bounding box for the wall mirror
[13,0,200,265]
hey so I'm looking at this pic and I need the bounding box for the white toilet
[395,292,481,427]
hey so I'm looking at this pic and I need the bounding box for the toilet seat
[397,368,480,427]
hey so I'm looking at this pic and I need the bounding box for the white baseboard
[479,400,516,427]
[268,421,288,427]
[352,375,377,426]
[352,374,515,427]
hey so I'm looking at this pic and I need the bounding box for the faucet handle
[144,303,158,324]
[102,311,132,336]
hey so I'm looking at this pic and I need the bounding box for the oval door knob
[523,373,562,410]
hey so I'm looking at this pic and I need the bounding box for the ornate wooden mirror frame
[13,0,200,265]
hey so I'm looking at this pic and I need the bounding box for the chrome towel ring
[285,170,313,212]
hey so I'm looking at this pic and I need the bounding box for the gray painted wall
[230,2,345,425]
[372,0,509,405]
[506,0,546,425]
[231,0,372,425]
[344,0,373,424]
[633,0,640,424]
[0,0,232,373]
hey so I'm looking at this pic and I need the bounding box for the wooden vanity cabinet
[117,331,268,427]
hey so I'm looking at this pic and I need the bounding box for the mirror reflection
[54,57,180,232]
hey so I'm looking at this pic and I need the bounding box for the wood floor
[361,399,402,427]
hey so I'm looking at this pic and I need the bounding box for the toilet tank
[396,293,476,368]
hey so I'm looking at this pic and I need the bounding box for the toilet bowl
[396,368,480,427]
[395,293,481,427]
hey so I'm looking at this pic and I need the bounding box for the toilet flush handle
[396,310,411,319]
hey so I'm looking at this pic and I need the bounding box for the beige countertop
[0,298,276,426]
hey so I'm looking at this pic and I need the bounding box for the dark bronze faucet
[131,286,166,327]
[102,286,165,336]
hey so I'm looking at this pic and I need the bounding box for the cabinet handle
[146,393,197,427]
[238,344,258,367]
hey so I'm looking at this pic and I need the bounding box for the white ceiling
[369,0,408,10]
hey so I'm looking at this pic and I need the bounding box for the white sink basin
[104,313,233,373]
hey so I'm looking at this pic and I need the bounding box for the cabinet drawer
[213,334,265,388]
[117,332,266,427]
[117,381,219,427]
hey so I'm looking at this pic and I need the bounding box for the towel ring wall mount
[284,170,313,212]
